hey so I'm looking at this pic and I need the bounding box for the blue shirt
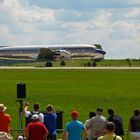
[65,120,85,140]
[44,113,57,135]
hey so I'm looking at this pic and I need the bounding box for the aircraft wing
[37,48,60,60]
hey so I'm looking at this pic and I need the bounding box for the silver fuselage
[0,44,106,60]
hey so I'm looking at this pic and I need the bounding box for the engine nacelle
[59,50,71,58]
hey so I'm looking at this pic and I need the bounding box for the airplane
[0,44,106,67]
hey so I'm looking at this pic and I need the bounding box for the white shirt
[25,111,44,122]
[85,115,107,138]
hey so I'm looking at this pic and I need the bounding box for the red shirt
[0,112,11,133]
[26,121,48,140]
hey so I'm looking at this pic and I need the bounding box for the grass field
[0,69,140,137]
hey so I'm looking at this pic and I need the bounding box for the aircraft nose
[96,49,106,55]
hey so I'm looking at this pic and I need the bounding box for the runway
[0,66,140,70]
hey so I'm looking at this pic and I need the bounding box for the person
[26,114,48,140]
[85,111,96,140]
[24,102,44,126]
[107,109,124,138]
[44,104,57,140]
[128,109,140,140]
[0,104,11,133]
[97,122,122,140]
[85,108,107,140]
[0,131,13,140]
[63,110,87,140]
[16,133,25,140]
[16,135,24,140]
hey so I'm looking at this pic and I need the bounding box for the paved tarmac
[0,66,140,70]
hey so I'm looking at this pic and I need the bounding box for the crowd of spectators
[1,103,140,140]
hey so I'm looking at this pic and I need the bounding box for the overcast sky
[0,0,140,59]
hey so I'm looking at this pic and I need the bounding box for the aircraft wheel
[45,62,53,67]
[92,62,97,67]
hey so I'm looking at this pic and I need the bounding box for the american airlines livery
[0,44,106,66]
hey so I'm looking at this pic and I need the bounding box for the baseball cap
[71,111,78,117]
[17,135,24,140]
[32,114,39,120]
[0,104,7,112]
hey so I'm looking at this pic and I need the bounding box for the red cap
[71,111,78,118]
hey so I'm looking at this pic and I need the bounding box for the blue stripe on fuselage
[96,49,106,55]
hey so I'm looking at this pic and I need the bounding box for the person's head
[33,103,40,111]
[89,111,96,119]
[0,104,7,112]
[46,104,54,112]
[107,109,114,116]
[96,108,103,115]
[106,122,115,133]
[71,111,78,120]
[134,109,140,116]
[32,114,39,122]
[17,135,24,140]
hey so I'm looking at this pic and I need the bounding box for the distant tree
[125,58,130,62]
[94,44,103,50]
[125,58,132,67]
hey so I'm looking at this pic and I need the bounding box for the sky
[0,0,140,59]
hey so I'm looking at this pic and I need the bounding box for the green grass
[0,69,140,138]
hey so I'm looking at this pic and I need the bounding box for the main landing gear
[45,61,53,67]
[92,62,97,67]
